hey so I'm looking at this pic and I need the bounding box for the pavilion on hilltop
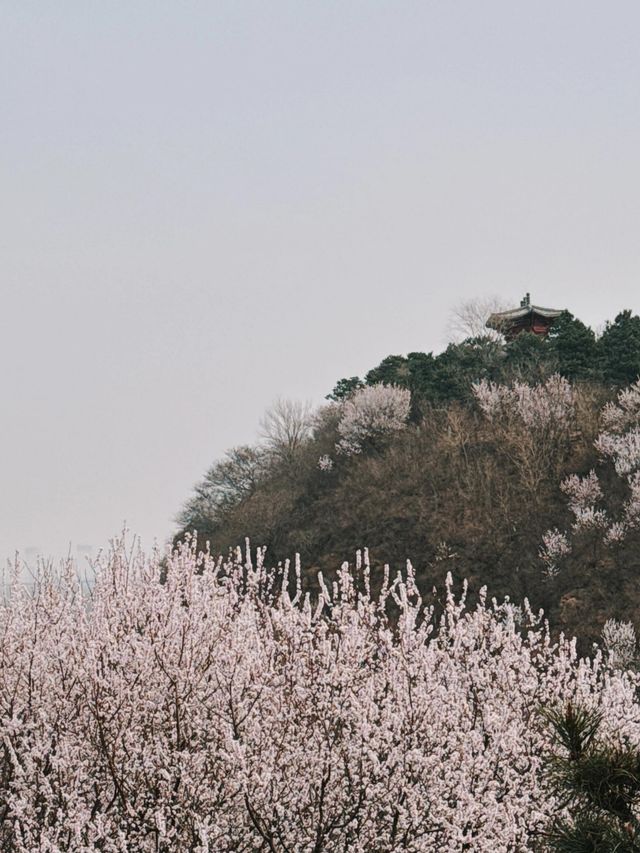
[486,293,564,341]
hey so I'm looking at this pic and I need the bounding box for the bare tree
[177,445,266,530]
[447,295,510,343]
[259,398,315,464]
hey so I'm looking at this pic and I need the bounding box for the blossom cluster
[561,471,602,508]
[336,383,411,456]
[539,528,571,577]
[472,374,575,431]
[560,471,608,534]
[587,380,640,542]
[1,539,640,851]
[601,381,640,432]
[538,379,640,564]
[596,426,640,477]
[602,618,637,670]
[318,453,334,471]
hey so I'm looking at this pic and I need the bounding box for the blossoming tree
[1,538,640,851]
[336,383,411,456]
[472,374,576,504]
[539,379,640,575]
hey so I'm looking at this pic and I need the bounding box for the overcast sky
[2,1,640,563]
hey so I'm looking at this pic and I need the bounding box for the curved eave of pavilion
[486,305,564,331]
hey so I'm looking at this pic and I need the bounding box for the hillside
[176,307,640,644]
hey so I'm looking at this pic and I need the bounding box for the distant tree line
[328,310,640,413]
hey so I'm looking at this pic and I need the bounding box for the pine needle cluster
[544,703,640,852]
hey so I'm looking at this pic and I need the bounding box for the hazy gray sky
[2,2,640,562]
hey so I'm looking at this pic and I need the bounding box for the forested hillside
[176,308,640,643]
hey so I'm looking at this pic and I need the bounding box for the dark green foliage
[365,354,411,388]
[351,309,640,413]
[326,376,364,401]
[545,703,602,762]
[548,814,640,852]
[404,351,439,416]
[503,330,551,381]
[600,311,640,386]
[544,703,640,851]
[361,338,503,409]
[548,312,601,381]
[406,350,438,388]
[361,352,438,418]
[431,337,505,401]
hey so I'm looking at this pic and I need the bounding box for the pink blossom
[1,538,639,850]
[602,618,637,670]
[596,426,640,476]
[604,522,627,545]
[570,506,609,534]
[473,374,575,430]
[318,454,334,471]
[336,383,411,456]
[560,471,602,510]
[601,380,640,432]
[540,528,571,576]
[545,381,640,554]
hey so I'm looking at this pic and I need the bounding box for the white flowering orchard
[1,539,640,851]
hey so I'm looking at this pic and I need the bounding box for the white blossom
[336,383,411,456]
[561,471,602,510]
[473,374,575,430]
[596,426,640,476]
[540,528,571,575]
[2,538,640,850]
[604,522,627,545]
[573,383,640,543]
[601,380,640,432]
[318,454,334,471]
[570,506,608,533]
[602,618,637,670]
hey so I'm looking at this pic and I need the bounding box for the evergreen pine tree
[548,311,601,381]
[600,310,640,385]
[431,337,504,402]
[364,354,410,387]
[326,376,364,401]
[544,702,640,851]
[502,331,550,382]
